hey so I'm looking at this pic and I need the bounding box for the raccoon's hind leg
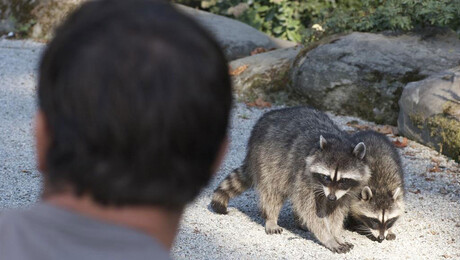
[260,190,286,234]
[211,167,251,214]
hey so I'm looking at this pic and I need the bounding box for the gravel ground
[0,40,43,208]
[1,40,460,259]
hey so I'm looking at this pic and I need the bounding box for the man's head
[36,0,232,210]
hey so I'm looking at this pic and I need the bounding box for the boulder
[0,0,86,40]
[176,4,296,61]
[0,18,14,35]
[290,30,460,124]
[29,0,86,40]
[230,46,301,103]
[1,1,296,57]
[398,66,460,161]
[0,0,33,36]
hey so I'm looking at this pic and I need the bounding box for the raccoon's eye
[369,220,379,229]
[365,218,379,229]
[360,216,380,229]
[321,175,331,183]
[338,178,359,189]
[313,173,331,183]
[385,217,399,229]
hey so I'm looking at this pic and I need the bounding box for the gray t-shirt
[0,202,171,260]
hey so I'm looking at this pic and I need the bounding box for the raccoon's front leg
[312,221,349,253]
[300,215,352,253]
[260,192,285,234]
[330,222,354,251]
[330,211,354,250]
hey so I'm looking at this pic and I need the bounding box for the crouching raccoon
[347,130,405,242]
[211,107,370,253]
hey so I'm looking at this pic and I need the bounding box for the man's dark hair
[38,0,232,209]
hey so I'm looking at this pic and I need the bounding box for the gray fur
[349,130,405,242]
[211,107,371,253]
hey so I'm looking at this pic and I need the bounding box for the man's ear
[211,136,229,176]
[35,110,50,173]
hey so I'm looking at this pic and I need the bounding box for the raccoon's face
[351,186,404,242]
[306,135,370,202]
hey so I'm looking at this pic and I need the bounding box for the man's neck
[44,193,182,249]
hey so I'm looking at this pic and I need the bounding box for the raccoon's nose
[327,194,336,201]
[377,235,385,243]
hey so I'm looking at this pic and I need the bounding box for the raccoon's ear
[353,142,366,160]
[319,135,327,150]
[392,187,401,200]
[361,186,372,201]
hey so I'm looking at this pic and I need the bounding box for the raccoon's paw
[341,242,354,249]
[330,243,353,254]
[265,221,283,234]
[210,201,228,214]
[386,233,396,240]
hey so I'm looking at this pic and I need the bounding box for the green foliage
[14,18,35,35]
[194,0,316,42]
[174,0,460,43]
[172,0,358,42]
[320,0,460,34]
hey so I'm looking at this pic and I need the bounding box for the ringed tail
[210,167,251,214]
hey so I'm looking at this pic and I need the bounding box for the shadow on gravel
[206,190,323,246]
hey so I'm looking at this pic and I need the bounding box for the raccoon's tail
[210,166,252,214]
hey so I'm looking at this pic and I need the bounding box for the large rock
[0,18,14,35]
[29,0,86,40]
[398,66,460,161]
[230,46,301,103]
[0,0,86,39]
[1,1,296,58]
[176,5,296,61]
[0,0,34,35]
[290,30,460,124]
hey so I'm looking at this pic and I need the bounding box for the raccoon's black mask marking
[313,173,360,190]
[358,215,399,230]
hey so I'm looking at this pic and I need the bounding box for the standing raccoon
[211,107,371,253]
[347,130,405,242]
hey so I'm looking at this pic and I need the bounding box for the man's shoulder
[0,203,172,260]
[0,206,28,229]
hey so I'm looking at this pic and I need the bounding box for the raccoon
[211,107,371,253]
[347,130,405,242]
